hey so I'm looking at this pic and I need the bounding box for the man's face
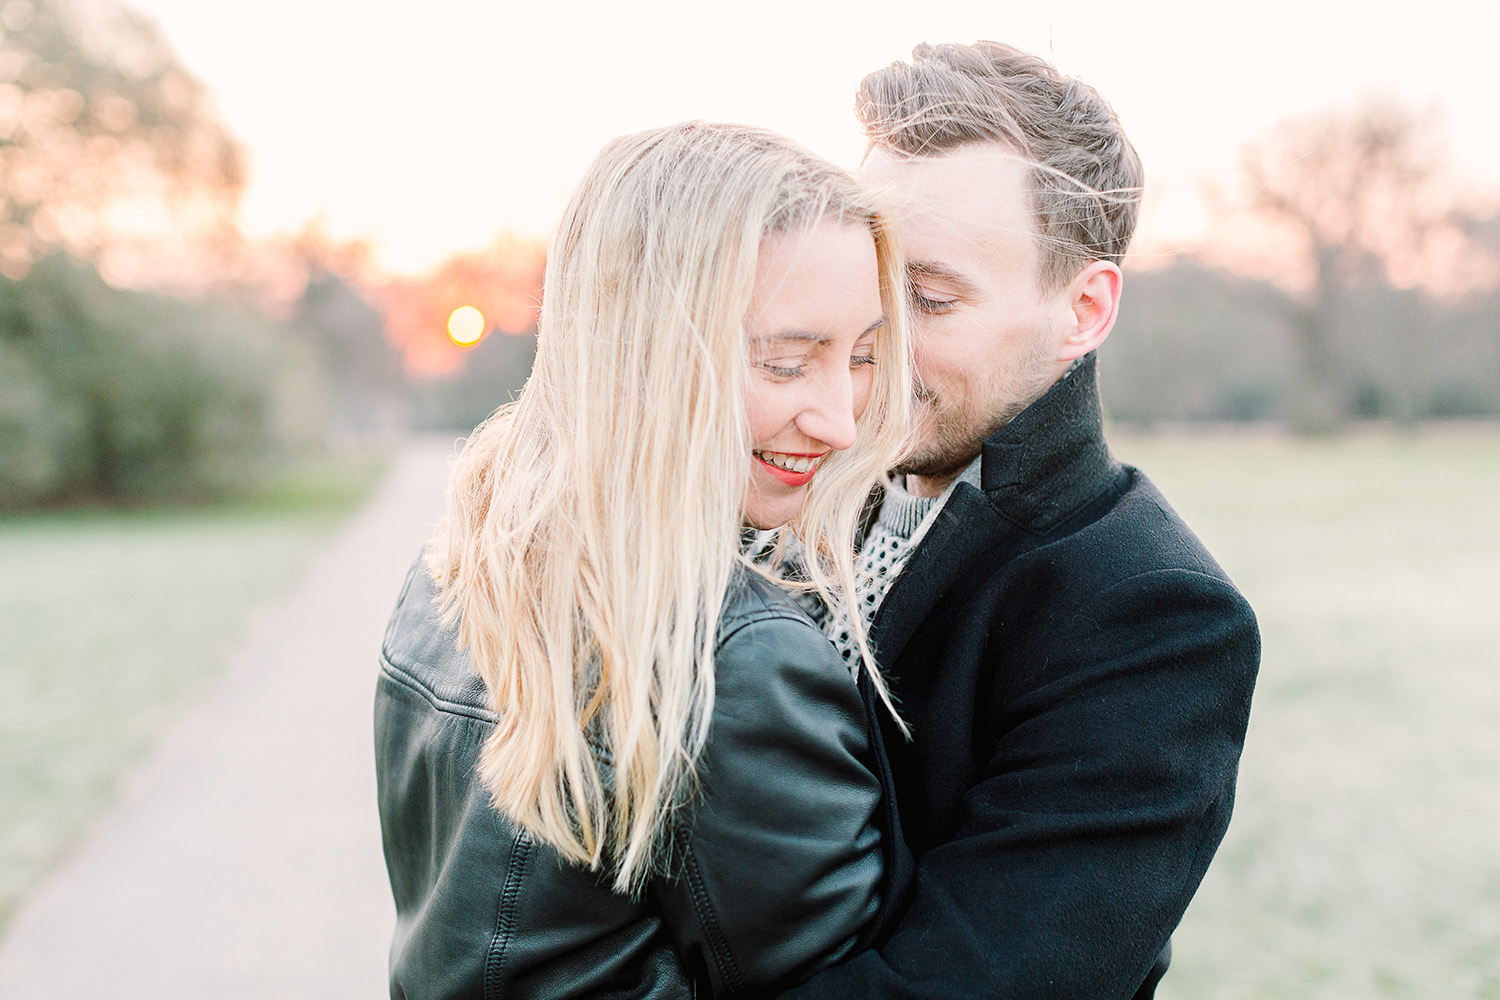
[862,144,1076,491]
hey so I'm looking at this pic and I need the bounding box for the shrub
[0,255,326,509]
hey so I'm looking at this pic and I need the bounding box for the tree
[297,263,410,441]
[1220,103,1493,432]
[0,253,326,508]
[0,0,243,278]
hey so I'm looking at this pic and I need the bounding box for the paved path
[0,438,458,999]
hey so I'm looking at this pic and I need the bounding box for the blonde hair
[426,122,911,891]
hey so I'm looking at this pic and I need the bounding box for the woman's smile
[754,448,827,485]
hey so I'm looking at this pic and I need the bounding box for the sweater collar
[977,351,1120,532]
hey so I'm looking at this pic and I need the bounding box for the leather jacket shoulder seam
[379,657,497,725]
[716,607,818,651]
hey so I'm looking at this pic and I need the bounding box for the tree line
[3,0,1496,511]
[1103,103,1498,431]
[1102,249,1500,427]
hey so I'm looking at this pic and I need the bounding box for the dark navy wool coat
[782,352,1261,1000]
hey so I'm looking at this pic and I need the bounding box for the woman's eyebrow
[752,330,832,346]
[753,310,887,348]
[754,317,884,347]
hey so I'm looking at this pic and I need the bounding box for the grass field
[3,431,1496,994]
[1110,429,1500,1000]
[0,454,387,931]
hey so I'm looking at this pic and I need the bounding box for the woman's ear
[1058,260,1122,361]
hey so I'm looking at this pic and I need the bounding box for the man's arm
[778,567,1259,1000]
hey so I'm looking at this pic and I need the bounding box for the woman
[375,121,911,999]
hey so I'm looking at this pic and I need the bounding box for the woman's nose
[796,369,858,452]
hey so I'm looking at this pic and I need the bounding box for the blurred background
[0,1,1496,997]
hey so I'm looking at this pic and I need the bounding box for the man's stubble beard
[894,337,1061,480]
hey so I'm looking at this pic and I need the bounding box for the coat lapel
[868,484,1016,673]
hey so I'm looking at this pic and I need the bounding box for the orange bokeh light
[447,305,486,345]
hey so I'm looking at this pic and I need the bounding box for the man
[780,42,1260,999]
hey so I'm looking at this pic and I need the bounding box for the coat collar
[869,351,1121,669]
[978,351,1120,534]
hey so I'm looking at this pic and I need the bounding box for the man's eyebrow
[909,261,978,293]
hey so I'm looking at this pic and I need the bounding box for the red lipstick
[754,451,824,488]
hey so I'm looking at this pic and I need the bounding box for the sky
[122,0,1500,275]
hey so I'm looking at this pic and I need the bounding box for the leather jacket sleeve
[376,563,886,1000]
[377,564,697,1000]
[652,594,885,999]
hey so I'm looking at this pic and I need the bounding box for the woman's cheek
[851,366,876,423]
[743,377,781,445]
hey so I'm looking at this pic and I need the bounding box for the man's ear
[1058,260,1122,361]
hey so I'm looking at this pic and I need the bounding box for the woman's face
[743,220,885,530]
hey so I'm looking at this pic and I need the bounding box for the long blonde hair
[427,121,911,892]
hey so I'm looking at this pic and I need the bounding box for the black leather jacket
[374,560,886,999]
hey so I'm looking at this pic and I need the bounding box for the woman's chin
[741,513,790,532]
[741,485,808,531]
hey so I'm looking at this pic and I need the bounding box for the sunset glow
[120,0,1500,277]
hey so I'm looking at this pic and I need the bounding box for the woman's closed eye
[756,356,808,378]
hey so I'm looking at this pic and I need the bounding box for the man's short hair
[857,41,1143,289]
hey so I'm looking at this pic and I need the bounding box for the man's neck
[902,452,986,501]
[905,466,968,499]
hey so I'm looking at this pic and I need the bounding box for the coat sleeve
[776,566,1260,1000]
[652,611,885,999]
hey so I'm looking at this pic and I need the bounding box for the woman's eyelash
[757,347,876,376]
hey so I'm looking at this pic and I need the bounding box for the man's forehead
[862,144,1037,264]
[863,144,1030,196]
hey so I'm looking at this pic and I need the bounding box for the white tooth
[793,457,811,473]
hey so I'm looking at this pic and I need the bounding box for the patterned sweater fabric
[818,455,983,665]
